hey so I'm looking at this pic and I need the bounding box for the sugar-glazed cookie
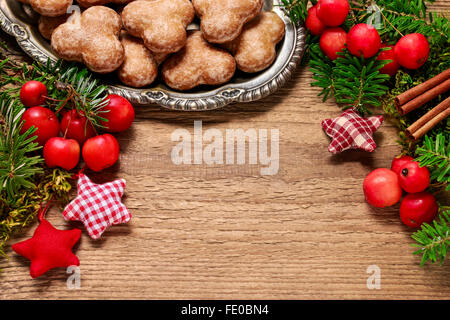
[119,31,165,88]
[162,31,236,91]
[223,12,285,73]
[51,6,124,74]
[122,0,195,54]
[192,0,263,43]
[17,0,72,17]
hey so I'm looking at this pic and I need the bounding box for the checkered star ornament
[322,108,384,154]
[63,174,131,239]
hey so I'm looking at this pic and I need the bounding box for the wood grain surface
[1,2,449,300]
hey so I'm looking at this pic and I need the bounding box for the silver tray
[0,0,305,111]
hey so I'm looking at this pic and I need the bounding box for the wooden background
[1,1,449,300]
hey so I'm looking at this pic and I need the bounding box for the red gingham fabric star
[322,108,383,154]
[62,174,131,239]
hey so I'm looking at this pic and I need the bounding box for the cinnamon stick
[396,78,450,115]
[406,97,450,140]
[395,68,450,107]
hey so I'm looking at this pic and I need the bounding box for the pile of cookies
[29,0,286,90]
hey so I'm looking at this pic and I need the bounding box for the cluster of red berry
[363,156,438,228]
[305,0,430,74]
[19,80,135,172]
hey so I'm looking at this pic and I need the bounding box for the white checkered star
[63,174,132,239]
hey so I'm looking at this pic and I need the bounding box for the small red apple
[398,161,430,193]
[346,23,381,59]
[400,192,438,228]
[99,94,135,133]
[20,106,60,146]
[394,33,430,69]
[44,137,80,170]
[319,27,347,60]
[60,109,96,145]
[391,155,414,176]
[20,80,47,107]
[363,168,402,208]
[305,5,327,36]
[377,44,400,76]
[316,0,350,27]
[82,134,120,172]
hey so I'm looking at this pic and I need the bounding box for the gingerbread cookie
[51,6,124,74]
[122,0,195,54]
[77,0,133,8]
[192,0,263,43]
[162,31,236,91]
[38,14,69,40]
[223,12,285,73]
[17,0,72,17]
[118,31,162,88]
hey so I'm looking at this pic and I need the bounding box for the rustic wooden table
[1,1,449,300]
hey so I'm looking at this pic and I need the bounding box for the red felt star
[321,108,383,154]
[62,174,131,239]
[12,203,81,278]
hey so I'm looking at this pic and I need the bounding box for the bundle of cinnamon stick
[395,68,450,141]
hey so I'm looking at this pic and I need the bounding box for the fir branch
[333,50,390,114]
[411,208,450,266]
[310,47,390,114]
[0,94,43,202]
[309,43,335,102]
[415,133,450,191]
[278,0,309,25]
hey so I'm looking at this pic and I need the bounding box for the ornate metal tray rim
[0,0,306,111]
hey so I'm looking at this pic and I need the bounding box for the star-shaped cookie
[62,174,132,239]
[321,108,384,154]
[12,220,81,278]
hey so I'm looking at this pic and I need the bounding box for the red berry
[44,137,80,170]
[316,0,349,27]
[391,155,414,176]
[319,27,347,60]
[394,33,430,69]
[346,23,381,58]
[400,192,438,228]
[305,5,327,36]
[19,81,48,107]
[82,134,120,172]
[99,94,135,133]
[398,161,430,193]
[377,44,400,76]
[61,110,96,145]
[20,106,60,146]
[363,168,402,208]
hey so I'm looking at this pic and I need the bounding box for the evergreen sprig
[57,66,110,128]
[278,0,309,25]
[310,46,389,114]
[415,133,450,191]
[412,208,450,266]
[0,94,43,203]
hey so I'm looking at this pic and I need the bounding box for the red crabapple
[306,5,327,36]
[363,168,402,208]
[316,0,350,27]
[394,33,430,69]
[319,27,347,60]
[346,23,381,59]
